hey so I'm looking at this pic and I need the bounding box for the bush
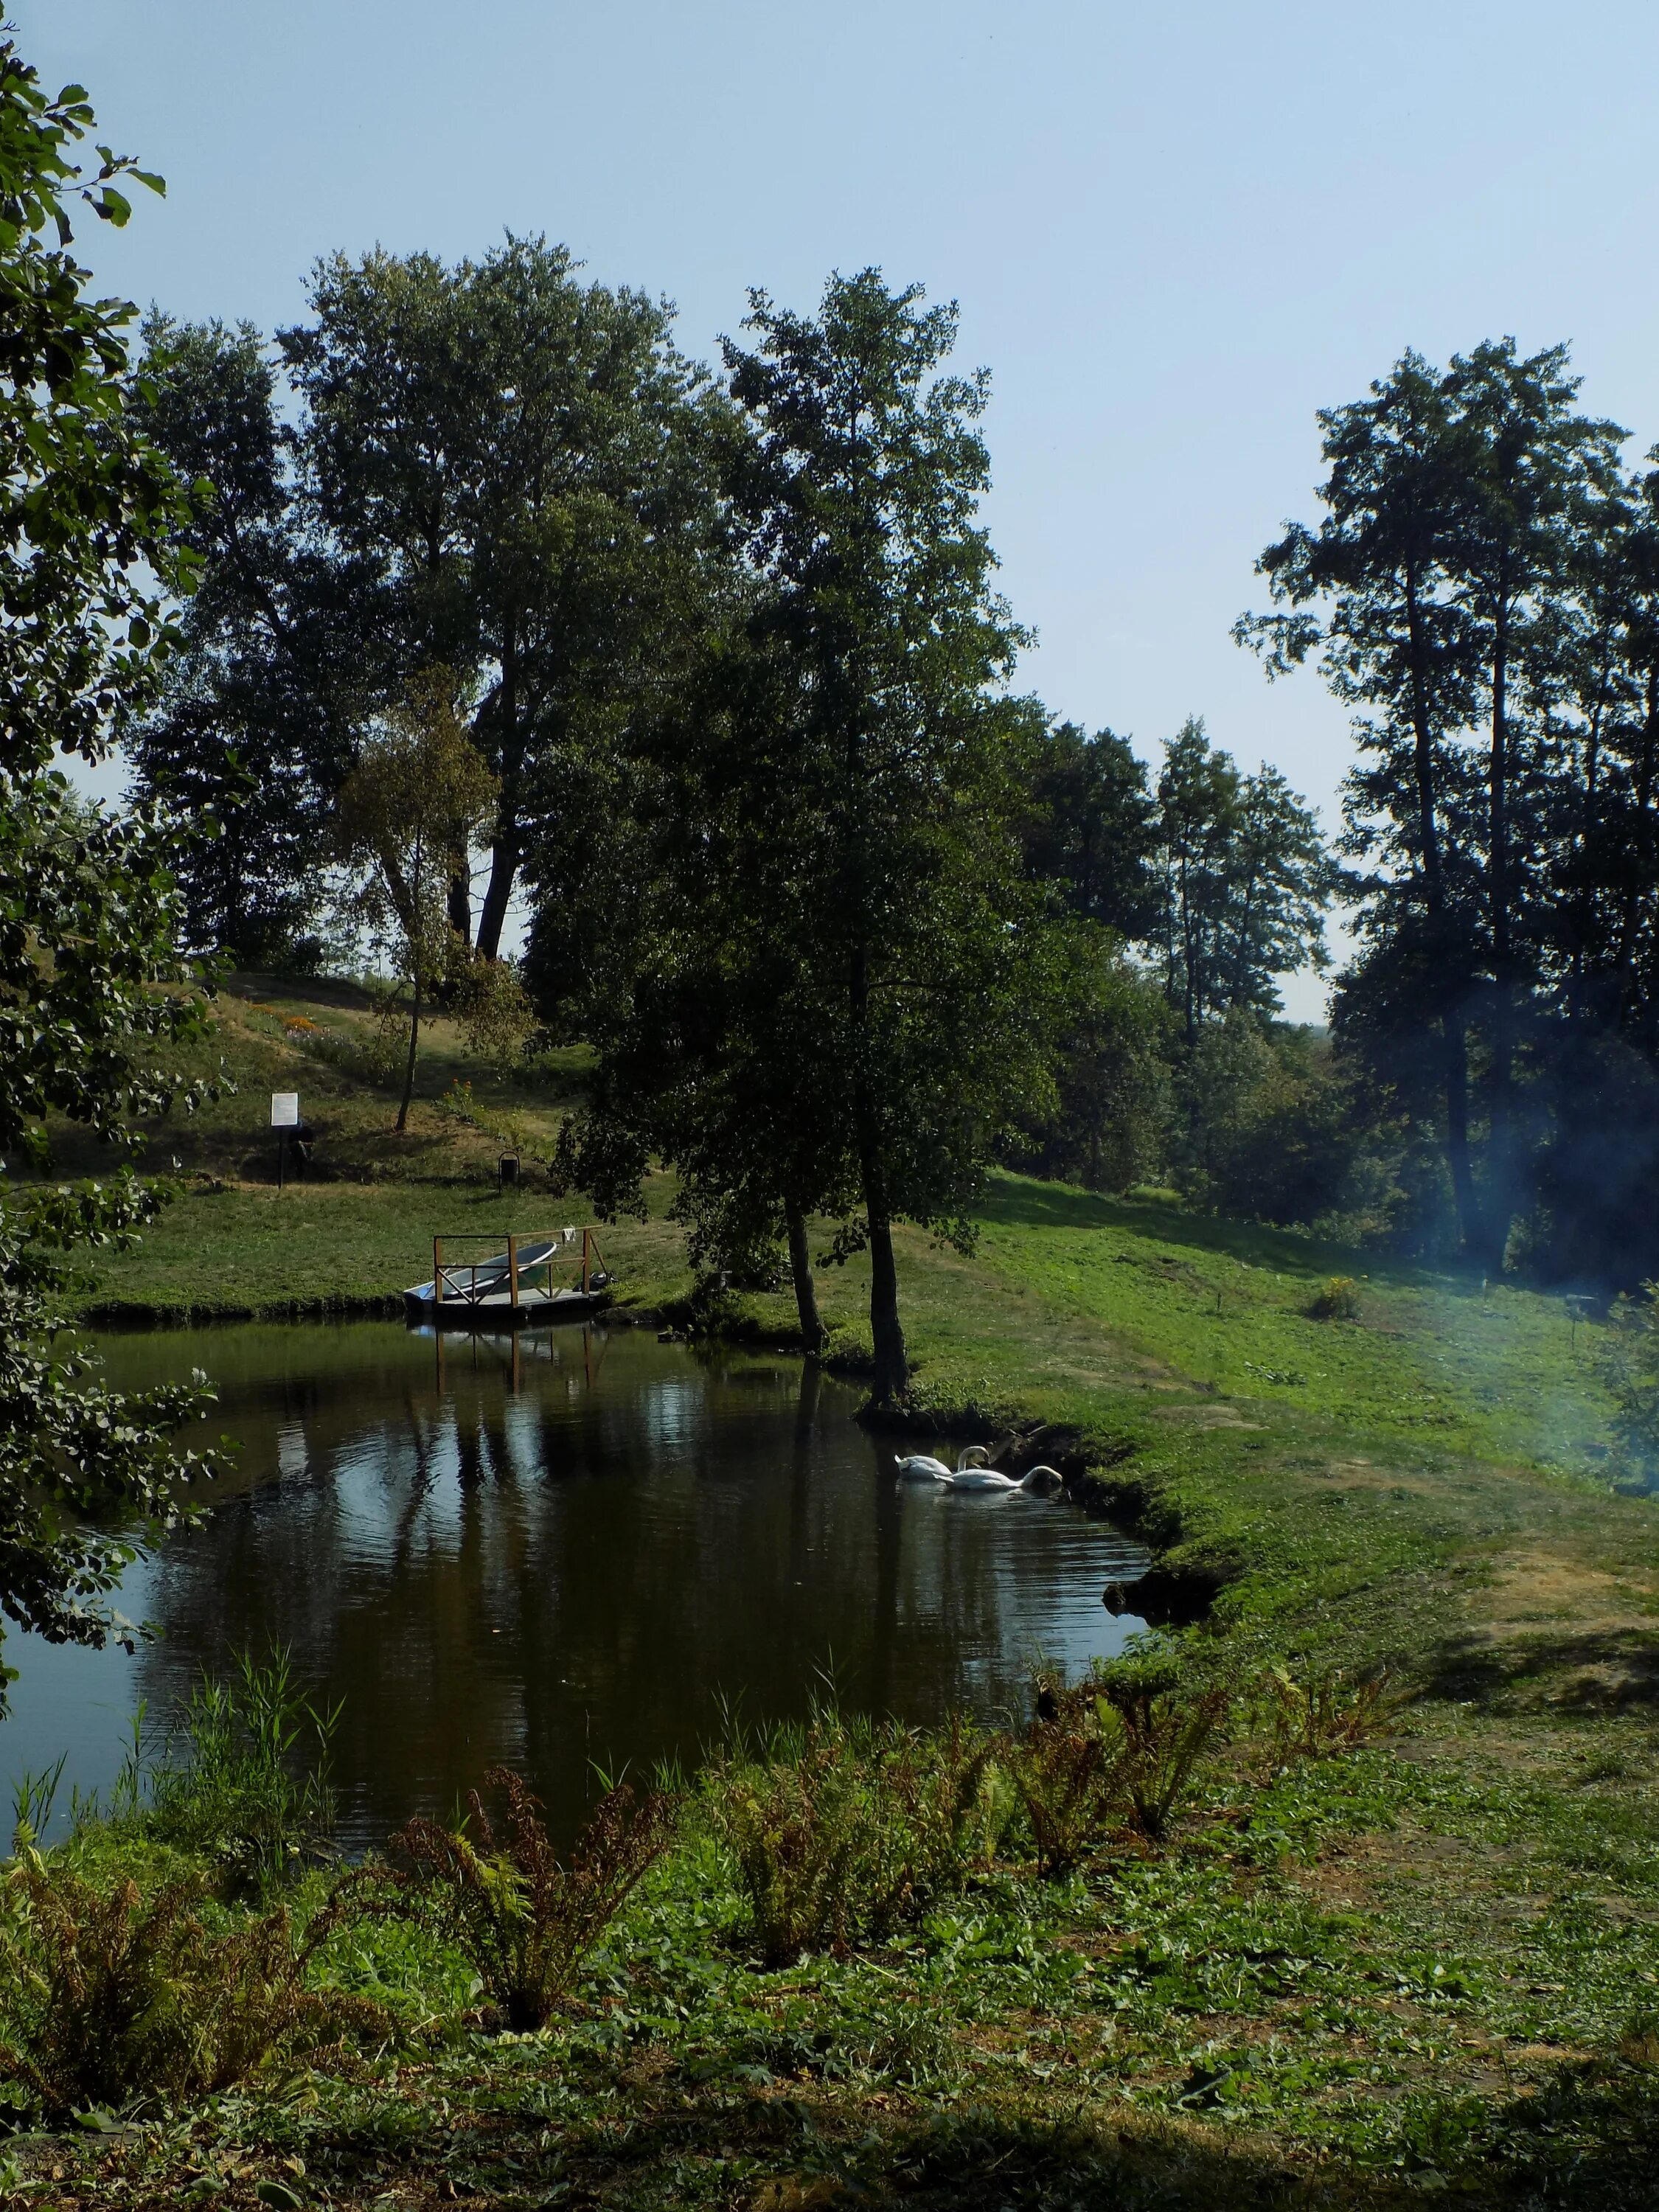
[1307,1275,1361,1321]
[1005,1700,1116,1878]
[711,1711,1006,1966]
[124,1649,339,1892]
[385,1768,673,2031]
[0,1852,372,2120]
[1008,1652,1230,1872]
[1255,1661,1404,1761]
[1094,1649,1231,1841]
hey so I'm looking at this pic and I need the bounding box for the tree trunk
[447,864,473,949]
[785,1200,826,1354]
[1404,560,1490,1265]
[1486,586,1514,1257]
[395,967,422,1133]
[1441,1005,1489,1265]
[866,1205,908,1405]
[475,827,520,960]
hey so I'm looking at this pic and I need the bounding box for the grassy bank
[12,975,1659,2207]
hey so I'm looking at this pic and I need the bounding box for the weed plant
[1254,1660,1405,1764]
[1010,1650,1230,1872]
[384,1768,673,2031]
[1307,1273,1362,1320]
[0,1851,375,2120]
[119,1649,340,1892]
[708,1707,1007,1966]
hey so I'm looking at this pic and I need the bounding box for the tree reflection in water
[21,1323,1152,1848]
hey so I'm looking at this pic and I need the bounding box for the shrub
[1005,1678,1119,1878]
[1307,1275,1361,1321]
[0,1852,372,2120]
[125,1649,339,1892]
[1256,1661,1404,1761]
[1008,1652,1230,1871]
[711,1711,1005,1966]
[1093,1649,1231,1842]
[385,1768,672,2031]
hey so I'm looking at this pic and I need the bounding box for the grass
[10,970,1659,2205]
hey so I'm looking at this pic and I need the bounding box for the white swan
[936,1448,1065,1495]
[894,1446,1005,1484]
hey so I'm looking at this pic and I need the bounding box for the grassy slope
[29,978,1659,2208]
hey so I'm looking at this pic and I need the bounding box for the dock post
[434,1237,442,1310]
[509,1234,520,1310]
[582,1228,591,1295]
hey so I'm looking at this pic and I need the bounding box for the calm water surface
[4,1321,1151,1847]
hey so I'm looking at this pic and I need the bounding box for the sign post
[271,1093,299,1192]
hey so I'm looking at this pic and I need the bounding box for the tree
[1020,718,1161,939]
[1152,718,1334,1042]
[557,272,1066,1400]
[128,315,347,960]
[333,670,499,1131]
[1004,929,1170,1192]
[1239,341,1624,1269]
[0,29,218,1703]
[282,239,731,958]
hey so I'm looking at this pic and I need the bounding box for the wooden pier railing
[431,1227,607,1310]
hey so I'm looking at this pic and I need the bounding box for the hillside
[27,973,1659,2207]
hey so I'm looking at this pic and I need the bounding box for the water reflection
[4,1322,1152,1848]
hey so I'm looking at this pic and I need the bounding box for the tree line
[126,248,1340,1395]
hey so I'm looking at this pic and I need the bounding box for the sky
[21,1,1659,1017]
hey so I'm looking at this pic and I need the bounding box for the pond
[3,1321,1153,1848]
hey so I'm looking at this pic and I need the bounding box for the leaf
[254,2183,306,2210]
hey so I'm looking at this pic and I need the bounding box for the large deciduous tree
[558,272,1067,1400]
[282,238,731,958]
[0,32,218,1703]
[128,313,349,959]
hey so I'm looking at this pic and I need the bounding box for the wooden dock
[403,1228,613,1328]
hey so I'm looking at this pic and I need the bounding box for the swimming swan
[894,1453,953,1481]
[934,1447,1065,1495]
[894,1447,1007,1483]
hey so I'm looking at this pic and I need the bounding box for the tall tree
[0,32,218,1703]
[1152,718,1333,1042]
[128,315,342,958]
[1239,341,1623,1268]
[1020,718,1160,939]
[282,238,731,956]
[558,272,1066,1402]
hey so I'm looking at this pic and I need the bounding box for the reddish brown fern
[388,1768,672,2031]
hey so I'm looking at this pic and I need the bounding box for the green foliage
[128,313,332,963]
[0,1851,371,2120]
[1596,1282,1659,1489]
[1154,717,1337,1040]
[1307,1274,1361,1320]
[0,37,192,779]
[124,1649,340,1893]
[1255,1660,1405,1761]
[0,30,226,1703]
[386,1768,672,2031]
[709,1708,1007,1966]
[333,668,498,1131]
[1009,1652,1229,1871]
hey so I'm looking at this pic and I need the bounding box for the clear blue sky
[22,1,1659,1014]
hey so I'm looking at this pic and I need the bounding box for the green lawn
[22,979,1659,2208]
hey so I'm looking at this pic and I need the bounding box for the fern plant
[0,1852,372,2119]
[386,1769,672,2031]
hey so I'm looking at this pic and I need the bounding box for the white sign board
[271,1093,300,1129]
